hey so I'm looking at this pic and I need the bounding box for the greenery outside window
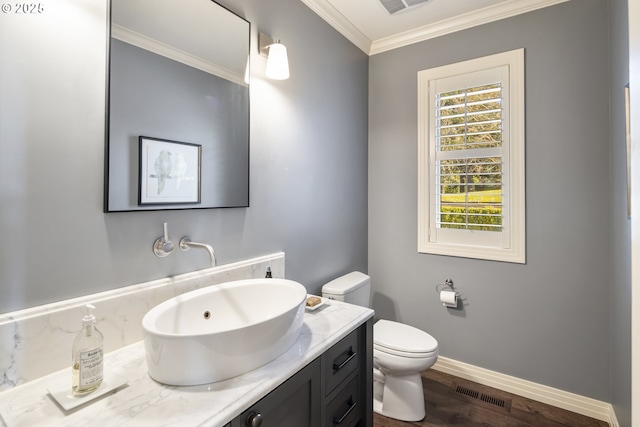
[417,49,525,263]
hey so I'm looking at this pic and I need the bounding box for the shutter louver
[435,83,503,232]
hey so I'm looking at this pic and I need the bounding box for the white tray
[47,374,128,411]
[305,295,327,311]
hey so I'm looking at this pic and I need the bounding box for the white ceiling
[300,0,570,55]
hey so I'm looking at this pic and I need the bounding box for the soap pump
[72,304,104,395]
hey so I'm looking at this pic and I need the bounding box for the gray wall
[369,0,611,401]
[0,0,368,313]
[609,0,632,424]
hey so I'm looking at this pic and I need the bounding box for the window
[417,49,525,263]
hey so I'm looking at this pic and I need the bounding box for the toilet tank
[322,271,371,307]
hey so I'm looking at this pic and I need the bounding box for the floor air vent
[455,385,479,399]
[480,393,506,408]
[451,383,512,412]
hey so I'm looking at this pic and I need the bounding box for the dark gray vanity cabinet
[230,319,373,427]
[322,319,372,427]
[233,358,322,427]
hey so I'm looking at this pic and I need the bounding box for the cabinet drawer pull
[245,412,263,427]
[333,348,356,372]
[333,398,356,425]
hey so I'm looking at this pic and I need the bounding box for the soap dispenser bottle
[72,304,104,395]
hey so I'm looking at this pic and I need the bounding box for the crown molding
[301,0,570,56]
[299,0,372,54]
[370,0,570,54]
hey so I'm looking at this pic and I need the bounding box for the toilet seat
[374,343,438,358]
[374,320,438,358]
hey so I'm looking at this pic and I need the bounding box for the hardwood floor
[373,369,609,427]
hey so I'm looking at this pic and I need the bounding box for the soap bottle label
[78,347,103,387]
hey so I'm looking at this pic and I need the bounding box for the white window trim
[417,49,525,263]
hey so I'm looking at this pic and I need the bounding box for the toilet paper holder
[436,278,455,292]
[436,279,460,308]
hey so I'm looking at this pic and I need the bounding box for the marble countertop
[0,299,374,427]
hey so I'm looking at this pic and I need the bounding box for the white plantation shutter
[417,50,525,263]
[434,78,505,233]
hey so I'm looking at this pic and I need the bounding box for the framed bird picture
[138,136,201,205]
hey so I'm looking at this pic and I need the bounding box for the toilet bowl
[373,319,438,421]
[322,272,439,422]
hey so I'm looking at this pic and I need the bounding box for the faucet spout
[179,237,216,267]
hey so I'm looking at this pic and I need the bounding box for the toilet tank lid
[323,271,370,295]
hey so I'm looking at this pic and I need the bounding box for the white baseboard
[432,356,620,427]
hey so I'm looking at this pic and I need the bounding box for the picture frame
[138,136,201,205]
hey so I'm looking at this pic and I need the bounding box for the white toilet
[322,271,439,422]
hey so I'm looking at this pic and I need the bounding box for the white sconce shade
[265,41,290,80]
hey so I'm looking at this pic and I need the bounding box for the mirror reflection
[105,0,250,212]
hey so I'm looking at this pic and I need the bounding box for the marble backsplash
[0,253,285,392]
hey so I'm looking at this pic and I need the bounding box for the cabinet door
[233,358,321,427]
[325,376,360,427]
[323,329,360,396]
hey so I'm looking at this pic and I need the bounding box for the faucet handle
[153,222,174,257]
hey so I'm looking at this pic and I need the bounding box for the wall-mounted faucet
[152,223,215,268]
[179,237,216,267]
[153,223,174,257]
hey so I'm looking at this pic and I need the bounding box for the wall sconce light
[259,32,290,80]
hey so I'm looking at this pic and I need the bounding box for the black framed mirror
[105,0,250,212]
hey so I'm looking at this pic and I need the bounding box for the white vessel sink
[142,278,307,386]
